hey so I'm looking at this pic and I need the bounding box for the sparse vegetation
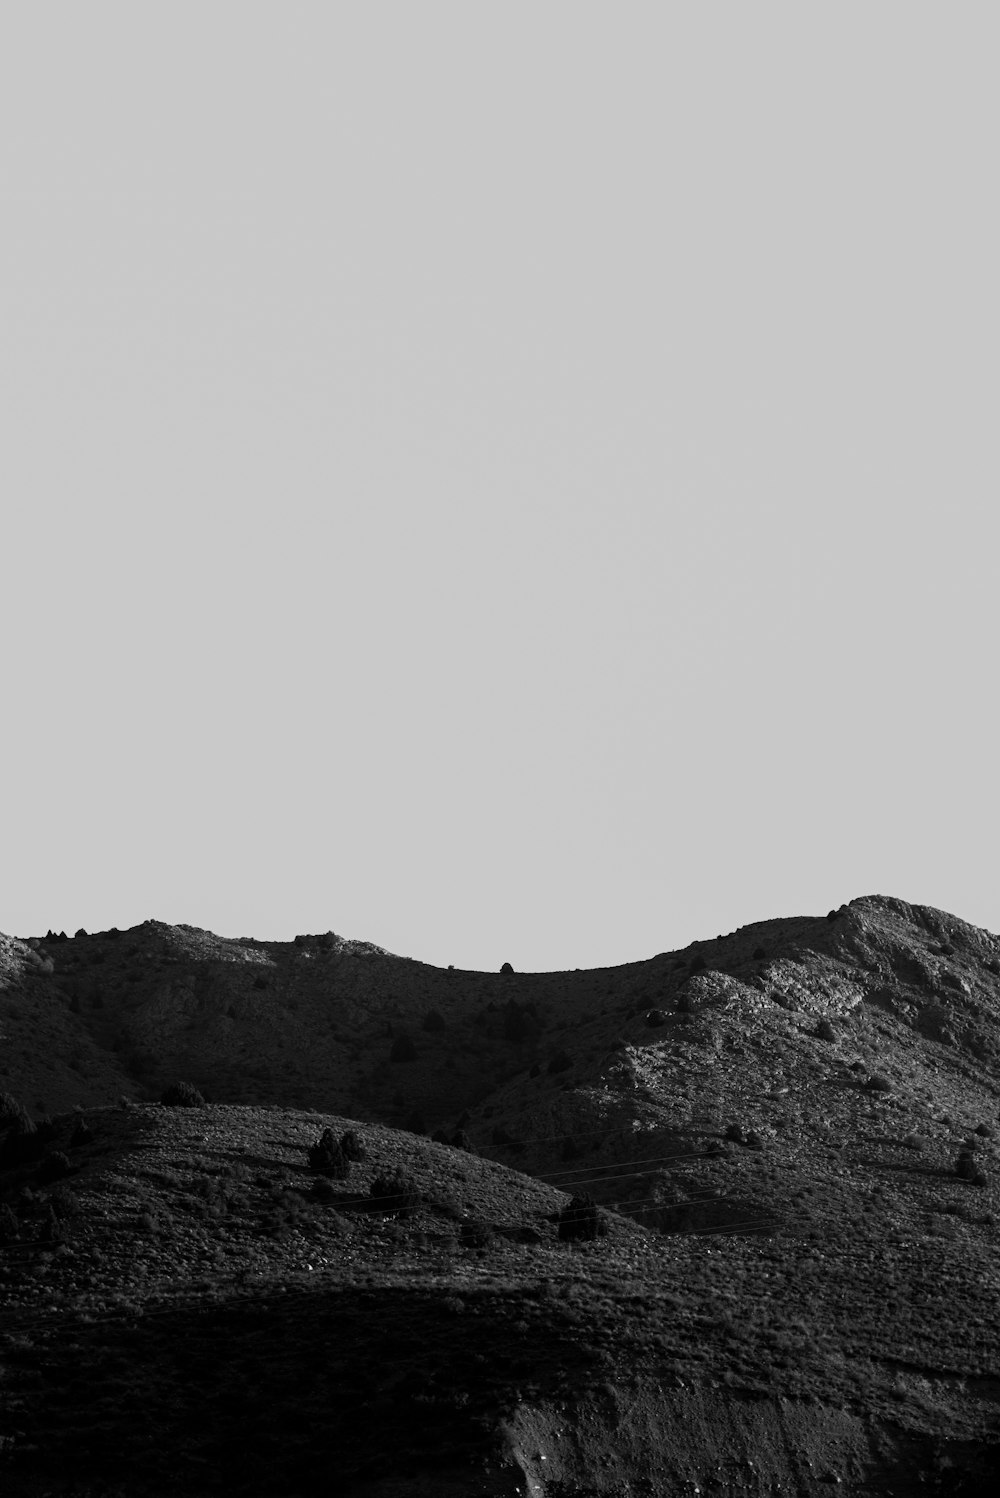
[3,896,1000,1494]
[557,1194,607,1242]
[368,1168,421,1217]
[160,1081,207,1107]
[36,1149,72,1184]
[307,1128,350,1178]
[340,1129,365,1161]
[0,1089,35,1134]
[956,1149,988,1187]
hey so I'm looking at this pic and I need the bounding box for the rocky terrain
[3,895,1000,1494]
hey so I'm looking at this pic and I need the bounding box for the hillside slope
[3,895,1000,1494]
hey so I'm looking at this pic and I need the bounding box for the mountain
[2,895,1000,1494]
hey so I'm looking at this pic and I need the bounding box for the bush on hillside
[307,1128,350,1179]
[557,1194,607,1243]
[459,1218,494,1250]
[160,1081,207,1107]
[0,1091,35,1134]
[957,1150,988,1187]
[503,1000,540,1044]
[36,1151,72,1185]
[0,1093,41,1168]
[48,1183,82,1219]
[340,1130,365,1161]
[368,1169,421,1218]
[815,1019,837,1042]
[0,1202,20,1242]
[422,1009,446,1033]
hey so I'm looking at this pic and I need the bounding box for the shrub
[340,1130,365,1161]
[37,1151,72,1185]
[500,961,515,975]
[752,947,767,961]
[865,1075,893,1093]
[974,1122,995,1139]
[39,1204,62,1243]
[0,1094,41,1167]
[390,1034,417,1063]
[503,1001,540,1044]
[557,1195,607,1242]
[815,1019,837,1042]
[725,1123,747,1144]
[459,1218,494,1250]
[547,1050,572,1075]
[307,1129,350,1179]
[422,1009,446,1033]
[957,1150,988,1187]
[368,1170,421,1217]
[0,1091,35,1134]
[48,1183,82,1218]
[0,1203,20,1242]
[645,1009,667,1028]
[688,953,706,975]
[160,1081,206,1107]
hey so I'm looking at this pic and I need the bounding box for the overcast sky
[2,6,998,971]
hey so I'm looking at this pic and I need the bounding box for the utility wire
[480,1124,718,1151]
[535,1148,729,1185]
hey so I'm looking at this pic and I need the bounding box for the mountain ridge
[3,894,1000,1493]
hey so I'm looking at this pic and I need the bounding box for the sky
[2,6,998,972]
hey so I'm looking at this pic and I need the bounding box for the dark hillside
[3,896,1000,1493]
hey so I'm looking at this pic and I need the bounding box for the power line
[479,1123,718,1151]
[535,1149,727,1186]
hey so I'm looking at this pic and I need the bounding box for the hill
[3,896,1000,1493]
